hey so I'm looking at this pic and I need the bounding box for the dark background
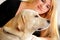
[0,0,21,27]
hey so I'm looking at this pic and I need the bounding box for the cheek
[37,5,49,14]
[42,5,49,12]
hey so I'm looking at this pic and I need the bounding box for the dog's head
[18,9,50,33]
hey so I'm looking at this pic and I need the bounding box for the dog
[0,9,50,40]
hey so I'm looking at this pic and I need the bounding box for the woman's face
[34,0,51,14]
[18,0,51,14]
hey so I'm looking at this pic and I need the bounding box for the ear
[17,13,25,31]
[20,10,30,24]
[3,13,24,37]
[3,14,19,33]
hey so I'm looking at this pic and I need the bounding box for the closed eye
[46,5,50,9]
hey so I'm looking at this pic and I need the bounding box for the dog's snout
[47,20,50,23]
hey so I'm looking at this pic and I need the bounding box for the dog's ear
[2,13,25,36]
[3,11,25,32]
[17,13,25,31]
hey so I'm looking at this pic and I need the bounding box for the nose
[33,31,40,37]
[47,20,50,23]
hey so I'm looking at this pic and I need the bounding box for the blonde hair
[40,0,59,40]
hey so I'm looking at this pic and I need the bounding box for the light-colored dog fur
[0,9,50,40]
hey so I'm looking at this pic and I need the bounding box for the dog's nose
[47,20,50,23]
[33,31,40,37]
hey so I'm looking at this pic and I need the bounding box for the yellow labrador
[0,9,50,40]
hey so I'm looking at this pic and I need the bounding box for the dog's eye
[34,15,38,18]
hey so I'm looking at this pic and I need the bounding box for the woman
[16,0,59,40]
